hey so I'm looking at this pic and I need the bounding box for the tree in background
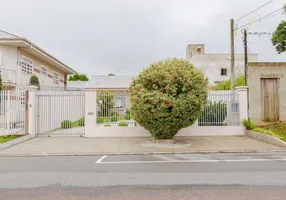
[272,21,286,54]
[68,73,89,81]
[271,4,286,54]
[213,75,245,90]
[130,58,208,139]
[29,74,40,89]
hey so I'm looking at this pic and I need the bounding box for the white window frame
[40,66,48,76]
[53,72,59,85]
[20,56,33,75]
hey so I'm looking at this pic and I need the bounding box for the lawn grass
[0,135,22,144]
[253,123,286,142]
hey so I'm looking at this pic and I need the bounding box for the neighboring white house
[186,44,258,85]
[0,30,77,90]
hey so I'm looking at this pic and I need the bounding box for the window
[40,66,48,76]
[53,72,59,85]
[20,92,26,107]
[221,68,227,76]
[20,56,33,75]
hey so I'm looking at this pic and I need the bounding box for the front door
[261,78,279,122]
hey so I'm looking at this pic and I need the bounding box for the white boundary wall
[84,87,248,137]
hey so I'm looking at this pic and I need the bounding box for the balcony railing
[0,68,16,85]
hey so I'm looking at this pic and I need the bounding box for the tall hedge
[130,58,208,139]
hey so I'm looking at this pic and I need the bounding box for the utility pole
[243,29,249,119]
[243,29,248,86]
[230,19,235,99]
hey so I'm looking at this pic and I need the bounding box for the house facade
[0,30,76,90]
[186,44,258,85]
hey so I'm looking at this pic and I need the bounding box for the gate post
[27,86,38,136]
[84,88,97,137]
[236,86,248,126]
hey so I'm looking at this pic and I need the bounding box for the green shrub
[242,119,256,130]
[214,75,245,90]
[78,117,85,126]
[111,115,118,122]
[124,114,131,120]
[97,117,105,124]
[118,121,128,127]
[104,124,112,127]
[61,120,73,129]
[130,58,208,139]
[198,101,227,126]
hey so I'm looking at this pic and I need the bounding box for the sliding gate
[35,91,85,137]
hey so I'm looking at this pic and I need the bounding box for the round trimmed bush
[61,120,73,129]
[130,58,208,139]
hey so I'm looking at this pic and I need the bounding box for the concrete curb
[1,149,286,157]
[246,130,286,148]
[0,135,35,150]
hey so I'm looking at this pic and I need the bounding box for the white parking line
[95,156,107,163]
[96,158,286,164]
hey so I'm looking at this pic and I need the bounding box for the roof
[0,30,19,38]
[0,30,76,74]
[86,76,133,89]
[67,81,88,89]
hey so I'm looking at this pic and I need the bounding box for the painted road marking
[95,156,107,164]
[95,158,286,164]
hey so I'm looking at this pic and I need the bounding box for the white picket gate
[35,91,85,137]
[0,90,26,136]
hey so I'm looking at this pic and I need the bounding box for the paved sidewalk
[0,136,284,156]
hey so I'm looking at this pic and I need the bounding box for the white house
[186,44,258,85]
[0,29,77,90]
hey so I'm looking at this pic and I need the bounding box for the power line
[236,0,275,22]
[236,7,283,30]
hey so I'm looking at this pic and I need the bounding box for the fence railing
[0,90,26,135]
[198,91,240,126]
[96,90,240,127]
[96,90,135,127]
[35,91,85,136]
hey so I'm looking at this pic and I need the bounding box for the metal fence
[0,90,26,135]
[35,91,85,137]
[198,91,240,126]
[96,90,135,127]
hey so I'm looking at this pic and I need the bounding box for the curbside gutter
[245,130,286,148]
[0,135,35,149]
[1,149,286,157]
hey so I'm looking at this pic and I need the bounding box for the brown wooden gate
[261,78,279,122]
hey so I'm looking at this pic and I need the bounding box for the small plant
[61,120,73,129]
[104,124,112,127]
[118,121,128,127]
[124,114,131,120]
[111,115,118,122]
[242,119,256,130]
[29,74,40,89]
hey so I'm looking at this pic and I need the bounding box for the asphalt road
[1,153,286,199]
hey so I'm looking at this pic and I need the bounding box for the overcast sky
[0,0,285,76]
